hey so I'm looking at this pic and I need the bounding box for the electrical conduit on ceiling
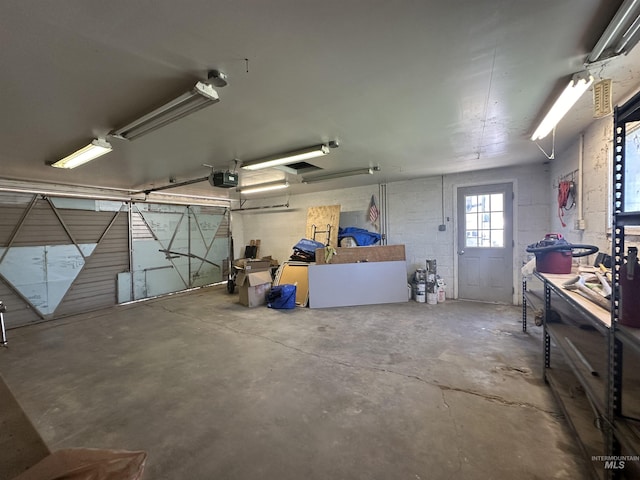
[578,133,585,230]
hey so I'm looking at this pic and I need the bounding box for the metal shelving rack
[608,89,640,479]
[536,271,609,480]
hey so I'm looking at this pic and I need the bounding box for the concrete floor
[0,286,589,479]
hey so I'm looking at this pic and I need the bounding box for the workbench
[533,271,640,479]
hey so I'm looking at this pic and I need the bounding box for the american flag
[368,195,379,227]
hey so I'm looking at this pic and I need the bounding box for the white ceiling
[1,0,639,199]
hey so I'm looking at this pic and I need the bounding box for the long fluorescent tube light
[0,178,142,201]
[237,181,289,194]
[241,144,330,171]
[302,167,375,184]
[50,138,112,169]
[616,13,640,55]
[111,81,219,141]
[587,0,640,63]
[530,72,593,141]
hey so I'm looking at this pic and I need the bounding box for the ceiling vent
[274,161,323,175]
[593,78,613,118]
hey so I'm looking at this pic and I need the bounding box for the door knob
[458,250,465,255]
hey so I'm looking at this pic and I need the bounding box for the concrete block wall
[386,176,446,275]
[386,176,454,295]
[231,184,379,266]
[234,163,550,303]
[550,113,639,264]
[443,164,550,301]
[549,119,611,260]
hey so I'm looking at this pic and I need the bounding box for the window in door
[464,193,505,248]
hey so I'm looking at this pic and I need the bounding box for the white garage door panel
[131,204,228,300]
[0,194,129,326]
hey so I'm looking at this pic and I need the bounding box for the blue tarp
[293,238,326,253]
[338,227,381,246]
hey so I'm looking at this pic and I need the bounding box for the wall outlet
[438,224,446,231]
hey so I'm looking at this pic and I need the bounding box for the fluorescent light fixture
[241,144,330,171]
[530,72,594,141]
[587,0,640,63]
[111,81,219,141]
[0,177,140,201]
[302,167,376,184]
[237,180,289,194]
[50,138,112,169]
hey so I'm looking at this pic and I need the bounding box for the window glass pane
[466,213,478,230]
[465,192,507,248]
[490,212,504,229]
[490,194,503,212]
[491,229,504,247]
[478,195,490,213]
[466,195,478,213]
[625,122,640,212]
[479,231,491,247]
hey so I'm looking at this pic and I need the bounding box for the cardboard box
[244,260,271,272]
[237,270,272,307]
[234,259,272,272]
[261,256,280,267]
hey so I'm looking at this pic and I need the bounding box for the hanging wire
[534,127,556,160]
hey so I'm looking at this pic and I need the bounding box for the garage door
[0,194,128,328]
[130,203,228,300]
[0,194,229,328]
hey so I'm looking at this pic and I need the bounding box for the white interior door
[457,183,513,303]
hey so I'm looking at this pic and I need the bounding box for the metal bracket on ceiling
[534,127,556,160]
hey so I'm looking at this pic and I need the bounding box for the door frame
[453,179,519,304]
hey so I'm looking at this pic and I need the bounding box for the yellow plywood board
[274,262,310,306]
[306,205,340,248]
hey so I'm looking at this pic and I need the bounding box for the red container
[535,250,572,274]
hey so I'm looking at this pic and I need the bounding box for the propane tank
[620,247,640,328]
